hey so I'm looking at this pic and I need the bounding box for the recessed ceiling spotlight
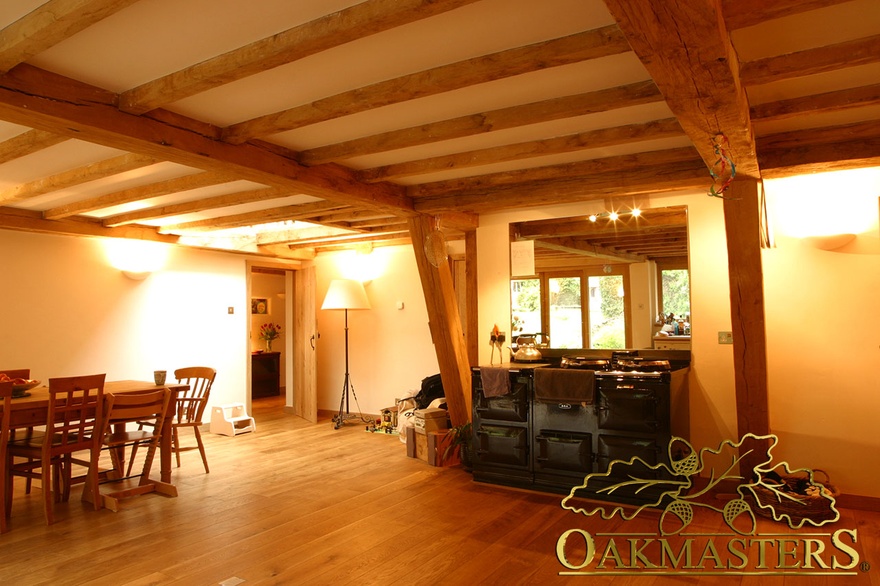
[608,212,619,221]
[631,208,641,217]
[588,214,598,222]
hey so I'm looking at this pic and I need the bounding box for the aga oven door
[533,430,593,477]
[596,383,668,434]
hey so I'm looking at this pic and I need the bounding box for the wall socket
[718,331,733,344]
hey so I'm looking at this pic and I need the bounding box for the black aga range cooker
[472,352,689,506]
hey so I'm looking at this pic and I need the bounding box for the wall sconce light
[802,233,856,251]
[122,270,152,281]
[104,239,169,280]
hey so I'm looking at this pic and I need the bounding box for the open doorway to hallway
[250,267,288,406]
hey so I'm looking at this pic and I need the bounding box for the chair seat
[103,430,154,445]
[9,432,96,451]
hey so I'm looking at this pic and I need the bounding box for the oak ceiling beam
[0,205,178,243]
[0,129,69,164]
[297,81,663,165]
[119,0,482,114]
[0,64,414,216]
[721,0,853,30]
[533,238,645,262]
[0,0,139,73]
[221,26,631,144]
[159,201,348,233]
[44,170,238,220]
[285,229,409,249]
[514,207,688,239]
[0,152,157,205]
[359,118,685,183]
[604,0,760,178]
[101,186,292,227]
[757,119,880,177]
[751,83,880,124]
[409,147,703,200]
[412,159,709,214]
[313,236,413,253]
[740,35,880,86]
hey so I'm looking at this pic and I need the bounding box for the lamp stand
[332,308,371,429]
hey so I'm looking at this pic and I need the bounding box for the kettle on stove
[512,333,548,362]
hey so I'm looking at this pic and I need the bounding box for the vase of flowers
[259,323,281,352]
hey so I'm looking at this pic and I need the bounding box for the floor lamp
[322,279,372,429]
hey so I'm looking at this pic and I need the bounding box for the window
[511,269,630,349]
[587,274,625,349]
[548,276,582,348]
[660,267,690,321]
[510,278,541,338]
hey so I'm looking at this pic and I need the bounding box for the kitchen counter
[653,335,691,350]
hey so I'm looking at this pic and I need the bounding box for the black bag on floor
[414,373,444,409]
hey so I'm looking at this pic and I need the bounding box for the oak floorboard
[1,396,878,585]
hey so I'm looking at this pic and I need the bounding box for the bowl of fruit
[0,373,40,397]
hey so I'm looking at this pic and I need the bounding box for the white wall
[314,246,440,416]
[0,230,249,418]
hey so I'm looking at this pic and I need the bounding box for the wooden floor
[1,397,878,585]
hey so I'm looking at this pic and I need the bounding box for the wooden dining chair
[6,374,105,525]
[0,369,37,494]
[130,366,216,475]
[0,380,12,533]
[96,388,171,511]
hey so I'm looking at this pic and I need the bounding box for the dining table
[7,379,188,505]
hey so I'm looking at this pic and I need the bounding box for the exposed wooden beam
[102,186,293,227]
[723,179,771,466]
[740,35,880,87]
[515,207,688,238]
[407,215,471,426]
[0,153,157,205]
[751,84,880,124]
[410,150,707,214]
[604,0,759,177]
[313,235,413,253]
[286,229,409,249]
[722,0,853,30]
[0,0,139,73]
[0,64,415,217]
[119,0,482,114]
[0,205,178,242]
[44,170,238,220]
[534,238,645,263]
[0,129,68,164]
[221,27,631,144]
[360,118,684,183]
[297,81,663,165]
[410,147,702,199]
[159,201,347,233]
[758,119,880,177]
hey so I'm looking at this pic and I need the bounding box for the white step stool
[210,403,256,436]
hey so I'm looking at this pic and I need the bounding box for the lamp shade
[321,279,371,310]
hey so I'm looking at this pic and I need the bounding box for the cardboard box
[408,429,450,466]
[412,407,448,433]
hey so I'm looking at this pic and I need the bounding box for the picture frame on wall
[251,297,269,314]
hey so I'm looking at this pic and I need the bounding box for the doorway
[250,267,288,404]
[246,262,318,422]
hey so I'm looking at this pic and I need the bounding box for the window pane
[661,269,690,318]
[548,277,582,348]
[511,279,541,337]
[588,275,625,349]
